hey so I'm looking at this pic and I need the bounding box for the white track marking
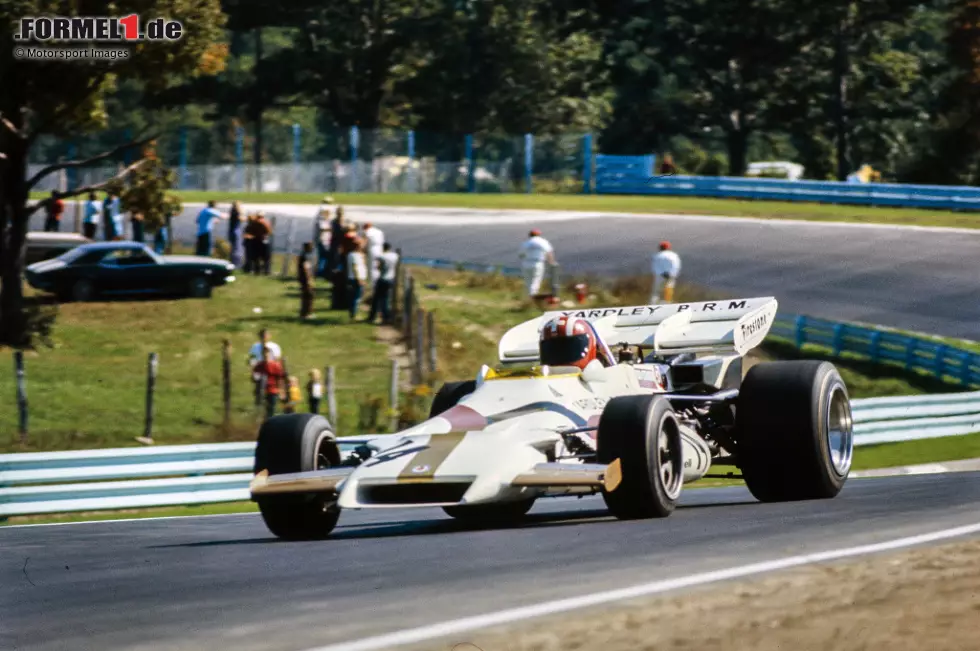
[303,522,980,651]
[181,202,980,235]
[0,511,254,530]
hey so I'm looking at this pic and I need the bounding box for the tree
[0,0,227,347]
[116,143,182,232]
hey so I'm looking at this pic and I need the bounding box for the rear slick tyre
[597,395,683,520]
[736,361,853,502]
[253,413,341,540]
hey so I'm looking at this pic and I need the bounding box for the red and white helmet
[539,315,598,370]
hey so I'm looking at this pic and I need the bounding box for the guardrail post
[222,340,232,427]
[935,345,947,380]
[905,340,917,371]
[138,353,158,445]
[869,331,882,363]
[389,359,400,432]
[326,365,337,429]
[832,324,845,356]
[13,351,28,444]
[794,315,807,349]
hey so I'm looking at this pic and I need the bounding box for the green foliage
[115,145,182,231]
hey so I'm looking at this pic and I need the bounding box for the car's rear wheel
[597,395,683,519]
[736,361,853,502]
[443,499,535,524]
[71,279,95,302]
[253,413,342,540]
[188,276,212,298]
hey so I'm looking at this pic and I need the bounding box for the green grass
[853,433,980,471]
[32,190,980,229]
[1,501,258,526]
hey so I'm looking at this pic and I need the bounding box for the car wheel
[253,413,342,540]
[597,395,683,519]
[736,361,853,502]
[443,499,535,524]
[188,276,212,298]
[429,380,477,418]
[71,279,95,302]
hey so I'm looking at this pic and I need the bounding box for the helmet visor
[540,334,591,366]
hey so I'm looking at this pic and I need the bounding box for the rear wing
[498,297,778,364]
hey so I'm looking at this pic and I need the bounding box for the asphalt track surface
[39,202,980,339]
[3,472,980,651]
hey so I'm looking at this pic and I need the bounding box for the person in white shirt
[368,242,400,324]
[82,191,100,239]
[518,229,556,302]
[247,328,282,403]
[347,240,368,320]
[363,222,385,284]
[651,240,682,304]
[315,200,333,278]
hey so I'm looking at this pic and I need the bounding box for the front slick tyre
[737,361,853,503]
[597,395,683,520]
[253,413,341,540]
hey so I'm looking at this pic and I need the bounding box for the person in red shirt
[44,191,65,232]
[253,346,286,419]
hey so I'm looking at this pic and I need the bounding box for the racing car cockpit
[538,315,616,370]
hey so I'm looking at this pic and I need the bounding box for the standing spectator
[298,241,315,320]
[368,242,399,324]
[256,211,273,274]
[82,192,100,239]
[243,213,258,273]
[659,153,677,176]
[518,228,556,304]
[651,240,682,304]
[347,240,368,320]
[253,346,286,419]
[153,223,168,254]
[102,192,121,240]
[363,221,385,284]
[282,376,302,414]
[248,328,282,405]
[307,369,323,414]
[195,200,226,256]
[43,191,64,232]
[228,201,245,268]
[130,212,145,243]
[328,205,347,271]
[315,198,333,278]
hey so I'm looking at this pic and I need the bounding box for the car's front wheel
[71,279,95,302]
[188,276,212,298]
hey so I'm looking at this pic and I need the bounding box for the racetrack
[3,472,980,651]
[38,203,980,339]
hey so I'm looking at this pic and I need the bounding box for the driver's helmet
[539,315,597,370]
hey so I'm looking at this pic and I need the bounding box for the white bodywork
[251,297,778,509]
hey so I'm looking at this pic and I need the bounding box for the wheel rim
[657,414,684,499]
[313,431,335,470]
[825,383,854,476]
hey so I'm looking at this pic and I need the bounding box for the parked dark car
[25,232,92,265]
[25,242,236,301]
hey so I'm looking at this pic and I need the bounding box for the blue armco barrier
[594,157,980,211]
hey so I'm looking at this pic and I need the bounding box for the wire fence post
[391,249,402,327]
[13,351,28,444]
[222,340,232,428]
[404,274,415,346]
[138,352,158,445]
[326,365,338,429]
[427,311,437,375]
[389,359,400,432]
[413,307,425,385]
[267,215,277,276]
[279,217,296,278]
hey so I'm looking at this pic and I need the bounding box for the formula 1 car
[250,296,854,540]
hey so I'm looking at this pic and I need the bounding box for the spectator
[244,211,272,274]
[368,242,399,324]
[651,240,681,304]
[195,200,226,256]
[153,224,168,254]
[228,201,244,268]
[315,199,333,278]
[518,228,556,305]
[282,376,302,414]
[347,239,368,320]
[363,221,385,284]
[307,369,323,414]
[659,153,677,176]
[298,241,315,320]
[44,191,64,232]
[253,346,286,419]
[102,192,121,240]
[131,212,145,243]
[328,205,347,271]
[256,211,273,274]
[83,192,100,239]
[248,328,282,405]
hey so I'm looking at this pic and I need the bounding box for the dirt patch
[409,537,980,651]
[374,326,413,392]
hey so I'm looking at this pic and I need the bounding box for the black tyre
[429,380,476,418]
[71,279,95,302]
[736,361,853,502]
[253,413,342,540]
[443,499,535,523]
[597,395,684,519]
[188,276,212,298]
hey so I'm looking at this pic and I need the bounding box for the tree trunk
[725,129,749,177]
[0,139,30,347]
[833,18,850,181]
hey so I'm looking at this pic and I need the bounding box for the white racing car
[250,296,854,540]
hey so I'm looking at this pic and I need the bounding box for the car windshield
[57,245,160,265]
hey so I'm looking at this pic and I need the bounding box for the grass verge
[32,190,980,229]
